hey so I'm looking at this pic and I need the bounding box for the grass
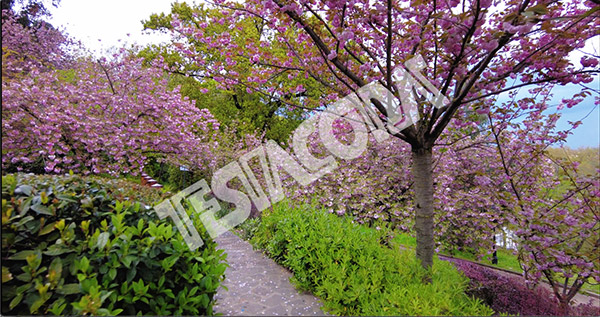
[452,248,522,273]
[390,230,599,295]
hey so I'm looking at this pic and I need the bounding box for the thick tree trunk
[411,147,435,270]
[558,299,570,316]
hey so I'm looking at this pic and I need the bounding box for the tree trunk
[558,299,570,315]
[411,147,435,270]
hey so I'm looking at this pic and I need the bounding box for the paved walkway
[212,232,598,315]
[213,231,327,316]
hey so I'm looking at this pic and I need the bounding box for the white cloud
[47,0,178,56]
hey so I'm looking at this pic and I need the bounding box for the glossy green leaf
[31,204,52,216]
[8,250,36,260]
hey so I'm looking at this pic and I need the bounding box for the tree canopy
[161,0,598,272]
[2,9,222,176]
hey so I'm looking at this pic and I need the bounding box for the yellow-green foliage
[547,146,599,176]
[252,202,494,316]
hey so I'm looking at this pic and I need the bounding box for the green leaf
[126,267,137,283]
[44,244,74,256]
[57,283,80,295]
[100,290,113,303]
[97,232,110,250]
[19,197,32,216]
[39,221,57,236]
[161,254,179,271]
[114,201,123,213]
[31,203,52,216]
[162,288,175,298]
[122,255,136,268]
[15,215,34,227]
[30,295,46,314]
[137,219,144,234]
[48,298,67,315]
[15,185,33,196]
[40,191,49,204]
[8,250,36,260]
[56,194,77,203]
[9,292,23,310]
[79,257,90,273]
[2,266,13,283]
[121,282,128,294]
[108,268,117,280]
[49,257,62,280]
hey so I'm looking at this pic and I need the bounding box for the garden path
[211,231,598,315]
[213,231,328,316]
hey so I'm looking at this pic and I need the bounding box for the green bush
[85,175,171,205]
[234,217,262,241]
[1,173,227,315]
[251,202,494,316]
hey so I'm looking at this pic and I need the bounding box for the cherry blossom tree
[483,97,599,313]
[282,91,599,309]
[166,0,599,270]
[2,9,222,176]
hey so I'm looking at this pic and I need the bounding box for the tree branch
[97,60,116,95]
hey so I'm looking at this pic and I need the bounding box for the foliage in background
[1,0,59,28]
[234,217,261,241]
[143,125,264,192]
[250,202,493,316]
[546,147,599,177]
[1,173,227,315]
[140,1,318,145]
[481,107,600,310]
[284,133,413,231]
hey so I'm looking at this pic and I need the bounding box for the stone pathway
[213,231,327,316]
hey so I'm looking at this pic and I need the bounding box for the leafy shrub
[85,175,171,205]
[451,259,600,316]
[574,302,600,316]
[251,202,493,316]
[1,173,227,315]
[234,217,261,241]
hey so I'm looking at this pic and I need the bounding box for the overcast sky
[46,1,599,149]
[47,0,177,55]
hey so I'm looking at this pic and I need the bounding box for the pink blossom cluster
[2,10,222,176]
[168,0,598,117]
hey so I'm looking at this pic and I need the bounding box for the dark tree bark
[411,147,435,269]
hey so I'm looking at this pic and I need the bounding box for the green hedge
[1,173,227,315]
[251,202,494,316]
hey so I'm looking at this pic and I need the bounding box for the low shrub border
[450,259,600,316]
[250,201,494,316]
[1,173,227,315]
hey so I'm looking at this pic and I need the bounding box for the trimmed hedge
[1,173,227,315]
[251,202,494,316]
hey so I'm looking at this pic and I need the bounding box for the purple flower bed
[449,259,600,316]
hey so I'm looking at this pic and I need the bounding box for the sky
[46,0,177,55]
[46,0,599,149]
